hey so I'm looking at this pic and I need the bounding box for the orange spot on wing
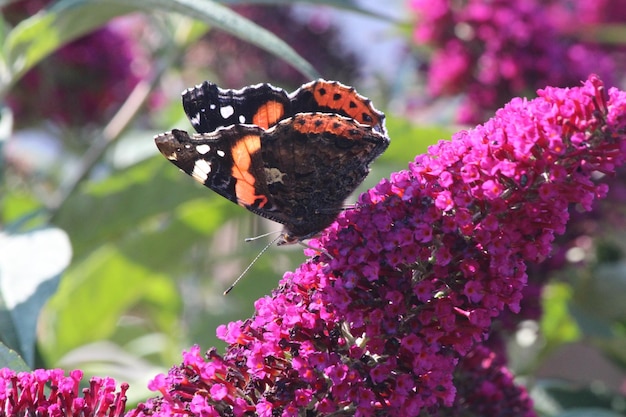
[290,114,362,139]
[311,82,383,128]
[231,135,269,208]
[252,100,285,129]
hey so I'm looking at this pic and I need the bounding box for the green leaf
[3,0,318,92]
[581,23,626,45]
[122,0,319,78]
[43,154,238,362]
[39,242,181,364]
[2,1,137,90]
[0,343,30,371]
[0,227,72,366]
[53,155,232,261]
[541,282,580,349]
[2,189,46,232]
[215,0,395,19]
[381,115,452,165]
[0,16,8,88]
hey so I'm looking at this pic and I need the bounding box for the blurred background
[0,0,625,414]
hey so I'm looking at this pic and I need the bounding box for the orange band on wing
[231,134,269,208]
[290,113,362,139]
[252,100,285,129]
[311,82,383,128]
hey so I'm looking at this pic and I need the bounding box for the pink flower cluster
[4,0,153,127]
[409,0,626,124]
[0,368,128,417]
[449,345,534,416]
[133,75,626,416]
[8,22,150,128]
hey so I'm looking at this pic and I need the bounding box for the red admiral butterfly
[154,80,389,246]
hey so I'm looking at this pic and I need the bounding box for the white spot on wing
[265,167,286,184]
[220,105,234,119]
[239,115,246,123]
[210,104,216,110]
[192,159,211,183]
[217,149,225,157]
[190,112,201,126]
[196,144,211,154]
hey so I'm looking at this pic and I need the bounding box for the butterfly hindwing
[255,113,389,239]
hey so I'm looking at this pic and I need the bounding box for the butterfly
[154,80,389,246]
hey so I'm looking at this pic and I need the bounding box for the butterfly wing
[154,126,275,212]
[182,81,291,133]
[257,112,390,241]
[290,80,387,136]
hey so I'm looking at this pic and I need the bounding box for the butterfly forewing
[290,80,387,136]
[154,127,274,211]
[182,81,290,133]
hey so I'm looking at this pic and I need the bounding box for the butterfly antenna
[223,233,283,295]
[244,230,281,242]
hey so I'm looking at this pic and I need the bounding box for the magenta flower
[0,368,128,417]
[128,75,626,416]
[448,345,534,416]
[6,14,152,128]
[409,0,626,124]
